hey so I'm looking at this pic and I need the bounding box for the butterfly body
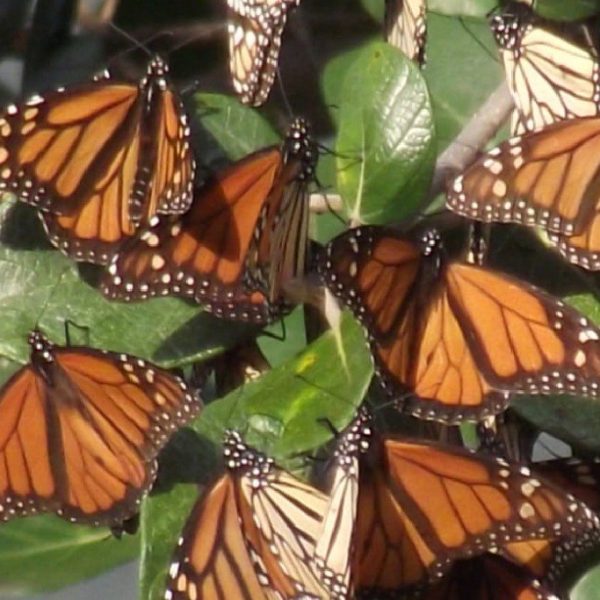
[0,330,199,526]
[319,226,600,423]
[103,117,316,323]
[0,56,194,264]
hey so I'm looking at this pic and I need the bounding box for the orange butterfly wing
[404,554,558,600]
[445,262,600,395]
[226,0,300,106]
[102,146,283,322]
[318,227,508,423]
[446,117,600,269]
[165,475,269,600]
[166,431,329,600]
[353,437,599,593]
[320,227,600,422]
[0,57,194,264]
[0,331,198,525]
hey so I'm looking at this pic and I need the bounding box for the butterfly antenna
[107,22,154,59]
[276,66,295,120]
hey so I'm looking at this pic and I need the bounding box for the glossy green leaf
[425,12,504,150]
[0,202,254,369]
[336,41,435,224]
[195,92,279,161]
[0,516,139,595]
[321,44,366,126]
[139,314,373,600]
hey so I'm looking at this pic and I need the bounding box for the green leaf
[424,12,504,150]
[0,201,253,369]
[195,93,279,161]
[533,0,600,21]
[139,314,373,600]
[429,0,498,17]
[321,44,366,126]
[336,41,435,224]
[360,0,383,22]
[0,516,139,595]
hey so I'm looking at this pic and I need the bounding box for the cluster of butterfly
[2,0,600,598]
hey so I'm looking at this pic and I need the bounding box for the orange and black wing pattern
[226,0,301,106]
[102,119,315,324]
[446,116,600,269]
[318,226,505,423]
[353,435,600,594]
[0,56,194,264]
[164,474,270,600]
[244,117,316,302]
[398,554,559,600]
[319,226,600,423]
[0,330,199,526]
[384,0,427,66]
[165,430,330,600]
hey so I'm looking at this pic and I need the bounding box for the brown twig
[428,80,514,200]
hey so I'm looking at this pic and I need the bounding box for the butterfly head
[28,330,55,365]
[490,2,532,51]
[142,55,170,92]
[283,117,318,181]
[223,430,273,485]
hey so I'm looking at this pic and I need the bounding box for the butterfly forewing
[491,1,600,135]
[166,430,330,600]
[445,262,600,396]
[0,56,194,265]
[226,0,301,106]
[384,0,427,66]
[354,436,600,594]
[244,117,316,302]
[0,331,199,525]
[165,475,269,600]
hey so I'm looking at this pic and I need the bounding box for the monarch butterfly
[314,410,599,596]
[353,429,600,594]
[490,1,600,134]
[384,0,427,66]
[446,115,600,270]
[102,117,317,324]
[227,0,301,106]
[398,554,559,600]
[164,429,330,599]
[0,330,199,526]
[0,55,195,264]
[317,226,600,423]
